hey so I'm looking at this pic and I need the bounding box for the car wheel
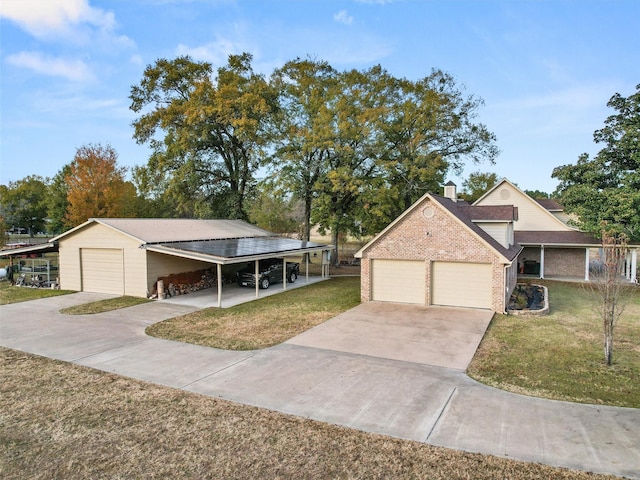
[288,271,297,283]
[260,277,270,289]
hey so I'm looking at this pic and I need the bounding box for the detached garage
[51,218,332,306]
[355,186,522,313]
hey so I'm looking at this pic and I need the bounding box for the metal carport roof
[0,242,58,258]
[144,237,332,265]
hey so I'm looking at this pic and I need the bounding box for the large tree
[312,66,388,262]
[269,58,337,243]
[64,144,136,227]
[552,84,640,240]
[130,54,278,220]
[0,175,49,236]
[376,70,499,221]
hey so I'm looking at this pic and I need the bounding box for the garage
[80,248,124,295]
[432,261,492,309]
[48,218,333,305]
[371,259,425,304]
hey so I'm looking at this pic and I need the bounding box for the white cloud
[176,36,248,64]
[1,0,113,37]
[334,10,353,25]
[6,51,95,82]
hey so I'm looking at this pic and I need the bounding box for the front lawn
[146,276,361,350]
[468,280,640,408]
[0,348,613,480]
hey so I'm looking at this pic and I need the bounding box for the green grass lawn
[146,276,361,350]
[468,280,640,408]
[60,296,151,314]
[0,281,73,305]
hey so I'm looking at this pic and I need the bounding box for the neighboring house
[45,218,331,306]
[355,183,522,312]
[474,179,638,282]
[355,179,638,313]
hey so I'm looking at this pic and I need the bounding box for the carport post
[305,255,309,283]
[216,263,222,307]
[283,257,287,290]
[255,260,259,298]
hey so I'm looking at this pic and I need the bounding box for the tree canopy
[127,53,498,261]
[552,84,640,240]
[263,59,498,259]
[460,171,499,203]
[0,175,49,236]
[130,54,278,220]
[64,144,137,227]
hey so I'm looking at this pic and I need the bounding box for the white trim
[585,248,590,281]
[540,246,545,279]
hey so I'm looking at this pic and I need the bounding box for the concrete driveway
[287,302,493,370]
[2,293,639,479]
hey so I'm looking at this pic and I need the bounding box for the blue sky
[1,0,638,194]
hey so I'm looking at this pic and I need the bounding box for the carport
[144,236,332,307]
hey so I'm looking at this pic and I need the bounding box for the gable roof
[431,195,521,261]
[51,218,333,265]
[474,178,576,231]
[51,218,273,244]
[355,192,521,262]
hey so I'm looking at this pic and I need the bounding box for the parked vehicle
[236,259,300,289]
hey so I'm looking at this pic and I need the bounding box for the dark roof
[459,205,518,222]
[535,199,564,211]
[515,230,601,246]
[146,237,331,264]
[430,195,521,261]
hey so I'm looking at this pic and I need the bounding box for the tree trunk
[331,226,340,267]
[303,194,313,263]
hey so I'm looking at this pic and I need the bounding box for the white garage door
[432,262,492,309]
[371,259,425,304]
[81,248,124,295]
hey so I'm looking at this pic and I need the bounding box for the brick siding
[544,248,586,278]
[360,197,510,312]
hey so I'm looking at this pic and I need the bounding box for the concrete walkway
[1,293,639,479]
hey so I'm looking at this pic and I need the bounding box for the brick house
[355,183,522,312]
[355,179,639,313]
[474,179,638,282]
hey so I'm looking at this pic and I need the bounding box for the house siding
[478,182,568,231]
[58,223,144,294]
[360,198,508,312]
[476,222,510,248]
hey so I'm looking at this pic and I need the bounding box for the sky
[1,0,638,194]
